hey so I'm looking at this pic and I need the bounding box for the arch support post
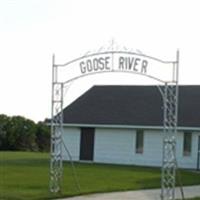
[50,54,64,193]
[161,83,178,200]
[161,50,179,200]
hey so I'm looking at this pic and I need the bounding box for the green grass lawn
[0,151,200,200]
[186,198,200,200]
[181,198,200,200]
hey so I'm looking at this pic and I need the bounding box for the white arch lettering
[118,56,148,73]
[79,55,148,75]
[80,57,111,74]
[56,51,176,84]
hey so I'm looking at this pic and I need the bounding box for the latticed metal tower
[161,84,178,200]
[50,55,64,193]
[161,52,179,200]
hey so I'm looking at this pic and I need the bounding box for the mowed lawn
[186,199,200,200]
[1,152,200,200]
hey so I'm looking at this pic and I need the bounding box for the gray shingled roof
[63,85,200,128]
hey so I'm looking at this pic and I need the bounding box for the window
[136,130,144,154]
[183,132,192,156]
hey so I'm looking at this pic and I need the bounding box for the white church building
[62,85,200,170]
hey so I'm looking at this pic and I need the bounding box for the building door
[80,128,95,161]
[197,136,200,170]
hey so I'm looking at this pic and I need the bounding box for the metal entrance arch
[50,49,179,200]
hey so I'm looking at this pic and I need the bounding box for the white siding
[94,128,134,164]
[94,129,200,169]
[62,127,80,161]
[94,128,163,167]
[137,130,162,167]
[62,127,200,169]
[176,131,200,169]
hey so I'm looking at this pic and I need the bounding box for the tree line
[0,114,50,152]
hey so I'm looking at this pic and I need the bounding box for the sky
[0,0,200,122]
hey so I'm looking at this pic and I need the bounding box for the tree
[0,114,50,151]
[35,121,50,152]
[0,114,10,150]
[6,116,38,151]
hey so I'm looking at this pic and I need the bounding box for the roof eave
[63,123,200,131]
